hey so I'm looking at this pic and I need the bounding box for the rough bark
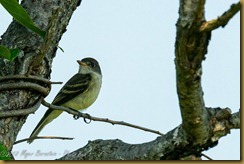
[0,0,239,160]
[175,0,212,145]
[174,0,240,146]
[58,109,239,160]
[0,0,81,154]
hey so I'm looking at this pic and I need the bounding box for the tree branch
[201,153,213,160]
[58,108,239,160]
[200,2,240,32]
[175,0,212,145]
[207,107,240,142]
[58,126,188,160]
[229,110,240,129]
[41,100,164,136]
[14,136,73,145]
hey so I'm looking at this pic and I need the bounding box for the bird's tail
[28,109,63,143]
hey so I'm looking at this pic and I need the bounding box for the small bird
[28,57,102,143]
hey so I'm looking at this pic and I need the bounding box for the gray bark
[58,109,239,160]
[0,0,81,153]
[0,0,239,160]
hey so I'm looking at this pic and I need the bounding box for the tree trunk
[0,0,81,155]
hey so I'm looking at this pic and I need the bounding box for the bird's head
[77,57,102,75]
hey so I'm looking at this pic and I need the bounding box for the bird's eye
[88,62,95,68]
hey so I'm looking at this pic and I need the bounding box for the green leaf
[10,48,21,61]
[0,45,11,60]
[0,143,12,160]
[0,46,21,61]
[0,0,46,38]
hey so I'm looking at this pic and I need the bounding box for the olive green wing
[52,73,92,106]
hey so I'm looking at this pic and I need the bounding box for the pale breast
[62,72,102,111]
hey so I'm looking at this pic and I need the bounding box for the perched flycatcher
[28,57,102,143]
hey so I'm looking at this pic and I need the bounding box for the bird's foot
[83,113,92,124]
[73,112,91,124]
[73,112,83,120]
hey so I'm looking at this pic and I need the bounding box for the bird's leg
[70,108,91,123]
[67,108,82,120]
[73,113,82,120]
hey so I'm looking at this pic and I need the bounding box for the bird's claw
[73,112,91,124]
[83,113,91,124]
[73,112,83,120]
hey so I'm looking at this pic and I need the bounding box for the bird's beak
[77,60,87,67]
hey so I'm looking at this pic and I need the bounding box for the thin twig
[88,116,164,136]
[14,136,74,145]
[0,74,60,84]
[42,100,164,136]
[0,97,42,118]
[51,81,63,84]
[200,2,240,32]
[201,153,213,160]
[0,82,50,96]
